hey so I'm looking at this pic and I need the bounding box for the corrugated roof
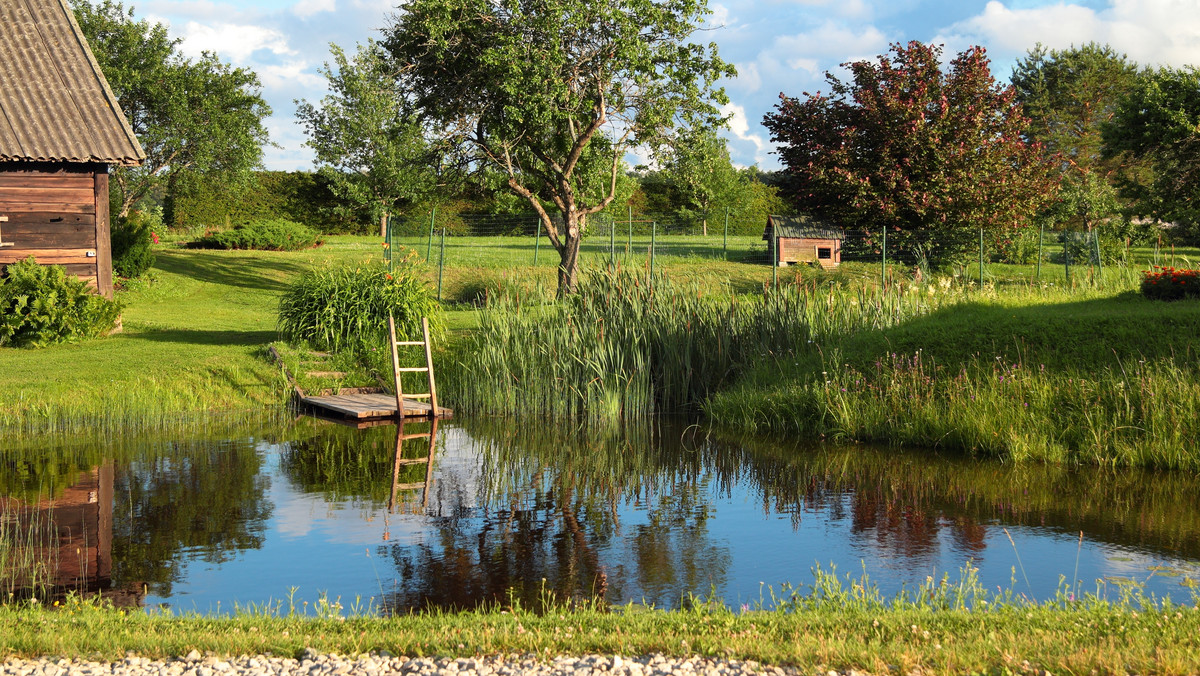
[0,0,144,165]
[763,214,843,241]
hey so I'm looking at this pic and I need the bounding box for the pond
[3,416,1198,613]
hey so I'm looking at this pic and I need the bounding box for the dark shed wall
[0,162,112,297]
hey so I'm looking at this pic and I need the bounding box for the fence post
[384,213,392,272]
[426,207,437,262]
[772,223,779,289]
[609,214,615,270]
[1093,230,1103,287]
[650,221,657,278]
[533,218,541,268]
[1064,235,1071,285]
[437,227,446,301]
[723,207,729,260]
[979,227,984,286]
[881,227,887,290]
[1036,222,1044,280]
[627,206,633,258]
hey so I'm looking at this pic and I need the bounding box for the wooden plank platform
[300,391,453,420]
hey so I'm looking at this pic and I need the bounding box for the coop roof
[0,0,144,165]
[763,214,843,241]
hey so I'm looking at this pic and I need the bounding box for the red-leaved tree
[763,42,1058,267]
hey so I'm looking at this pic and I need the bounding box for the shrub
[1054,229,1126,266]
[111,209,158,278]
[0,258,121,348]
[1141,266,1200,300]
[192,219,320,251]
[990,226,1041,265]
[277,254,440,356]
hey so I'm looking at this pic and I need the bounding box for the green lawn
[0,234,1195,439]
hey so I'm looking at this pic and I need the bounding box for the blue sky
[131,0,1200,171]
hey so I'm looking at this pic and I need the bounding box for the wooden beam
[0,248,97,264]
[94,169,113,298]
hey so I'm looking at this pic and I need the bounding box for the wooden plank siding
[778,237,842,269]
[0,163,112,297]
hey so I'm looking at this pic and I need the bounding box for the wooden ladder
[388,418,438,513]
[387,315,440,418]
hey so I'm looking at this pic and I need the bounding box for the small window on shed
[817,247,832,260]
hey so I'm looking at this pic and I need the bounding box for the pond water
[3,416,1198,613]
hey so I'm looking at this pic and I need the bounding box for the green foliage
[277,255,439,356]
[765,42,1058,268]
[385,0,735,292]
[297,41,435,238]
[1104,66,1200,244]
[989,226,1042,264]
[0,259,121,348]
[71,0,271,216]
[111,210,158,278]
[166,171,356,232]
[191,219,320,251]
[1053,229,1125,265]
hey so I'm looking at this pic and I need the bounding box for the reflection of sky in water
[134,421,1200,614]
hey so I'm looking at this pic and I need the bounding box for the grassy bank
[1,576,1198,674]
[706,281,1200,468]
[2,235,1198,468]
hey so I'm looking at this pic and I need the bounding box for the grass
[0,571,1198,674]
[1,233,1197,465]
[706,279,1200,468]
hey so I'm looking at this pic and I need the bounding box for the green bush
[191,219,320,251]
[1053,229,1126,265]
[277,254,440,356]
[0,258,121,348]
[111,209,158,278]
[990,226,1041,264]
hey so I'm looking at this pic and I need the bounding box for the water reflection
[2,417,1198,612]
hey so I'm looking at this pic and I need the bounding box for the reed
[444,267,962,421]
[0,502,56,602]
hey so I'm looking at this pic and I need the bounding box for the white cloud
[934,0,1200,68]
[293,0,336,18]
[721,102,770,166]
[178,21,295,63]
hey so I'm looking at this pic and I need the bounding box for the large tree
[1012,43,1140,232]
[659,127,742,235]
[385,0,734,293]
[764,42,1057,267]
[1103,66,1200,240]
[297,41,436,239]
[71,0,272,217]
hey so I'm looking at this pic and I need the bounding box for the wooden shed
[763,214,844,269]
[0,0,145,298]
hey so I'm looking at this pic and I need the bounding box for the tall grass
[0,503,56,601]
[444,267,954,421]
[709,347,1200,469]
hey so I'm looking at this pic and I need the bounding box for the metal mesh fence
[382,209,1158,299]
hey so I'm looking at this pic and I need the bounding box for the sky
[131,0,1200,172]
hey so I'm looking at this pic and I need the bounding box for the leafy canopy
[72,0,271,217]
[297,41,436,238]
[385,0,734,292]
[1012,43,1140,231]
[1103,66,1200,242]
[764,41,1057,267]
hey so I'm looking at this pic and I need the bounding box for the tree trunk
[380,211,389,239]
[557,234,582,296]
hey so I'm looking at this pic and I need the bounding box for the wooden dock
[299,391,452,420]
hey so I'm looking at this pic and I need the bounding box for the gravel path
[1,652,808,676]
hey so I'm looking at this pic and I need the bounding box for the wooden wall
[0,162,113,297]
[777,237,842,269]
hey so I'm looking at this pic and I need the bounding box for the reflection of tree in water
[712,435,1200,562]
[277,424,411,508]
[378,419,732,612]
[112,441,272,595]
